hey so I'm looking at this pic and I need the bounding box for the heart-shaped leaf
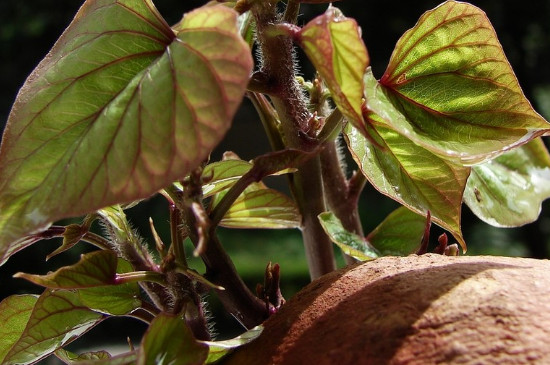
[2,290,103,365]
[298,6,368,133]
[344,112,469,250]
[376,1,549,164]
[366,206,430,256]
[138,313,208,365]
[318,212,379,261]
[464,138,550,227]
[0,1,253,264]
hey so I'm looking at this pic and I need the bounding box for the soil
[221,254,550,364]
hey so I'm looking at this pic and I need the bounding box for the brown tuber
[222,254,550,364]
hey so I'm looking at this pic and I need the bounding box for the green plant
[0,0,549,363]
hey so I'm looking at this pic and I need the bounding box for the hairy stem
[179,171,269,329]
[253,1,336,279]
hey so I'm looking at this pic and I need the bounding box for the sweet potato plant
[0,0,549,363]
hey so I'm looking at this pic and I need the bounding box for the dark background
[1,0,550,360]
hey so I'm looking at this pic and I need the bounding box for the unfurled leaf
[298,6,368,133]
[203,325,263,363]
[2,290,103,365]
[344,114,469,250]
[78,259,141,316]
[318,212,379,261]
[0,2,253,264]
[0,295,38,363]
[375,1,549,164]
[465,138,550,227]
[138,313,208,365]
[220,187,301,229]
[15,250,118,289]
[366,206,430,256]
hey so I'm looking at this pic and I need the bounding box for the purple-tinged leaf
[298,6,369,134]
[376,1,550,164]
[0,2,253,264]
[138,313,208,365]
[465,138,550,227]
[344,113,469,250]
[78,259,141,316]
[3,289,103,365]
[15,250,118,289]
[0,295,38,363]
[367,206,431,256]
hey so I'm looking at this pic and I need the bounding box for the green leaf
[318,212,379,261]
[376,1,549,164]
[220,186,301,229]
[464,138,550,227]
[55,348,112,363]
[138,313,208,365]
[298,6,369,133]
[203,325,263,363]
[0,295,38,363]
[78,259,141,316]
[56,348,137,365]
[0,2,253,264]
[15,250,118,289]
[202,160,253,198]
[366,206,430,256]
[344,113,469,250]
[2,290,103,365]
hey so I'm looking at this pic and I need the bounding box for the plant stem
[320,141,367,264]
[252,1,336,279]
[179,171,269,329]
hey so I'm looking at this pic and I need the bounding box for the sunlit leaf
[0,2,253,264]
[344,114,469,250]
[465,138,550,227]
[15,250,118,289]
[202,160,253,198]
[374,1,549,164]
[0,295,38,363]
[2,290,103,365]
[138,313,208,365]
[366,206,429,256]
[318,212,379,261]
[203,325,263,363]
[298,6,369,133]
[220,187,301,229]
